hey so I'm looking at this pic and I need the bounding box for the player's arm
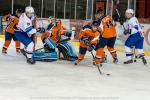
[90,31,99,45]
[124,23,132,35]
[75,29,85,40]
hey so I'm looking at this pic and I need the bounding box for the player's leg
[15,31,35,64]
[2,32,12,54]
[135,37,147,65]
[95,44,107,63]
[124,34,139,64]
[107,37,118,63]
[95,37,107,64]
[41,32,54,52]
[74,46,87,65]
[12,34,21,53]
[57,42,77,61]
[43,38,56,52]
[95,48,106,64]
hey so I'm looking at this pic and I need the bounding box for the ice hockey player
[40,18,77,61]
[40,19,67,52]
[2,9,23,54]
[74,21,100,65]
[14,6,37,64]
[94,12,118,65]
[123,9,147,65]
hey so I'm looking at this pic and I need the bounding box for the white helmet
[125,9,134,14]
[25,6,34,13]
[125,9,134,19]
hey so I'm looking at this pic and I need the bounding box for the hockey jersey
[18,13,36,37]
[124,16,142,34]
[99,15,116,38]
[77,28,99,48]
[3,14,19,34]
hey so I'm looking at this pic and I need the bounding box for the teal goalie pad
[57,42,78,61]
[32,52,57,62]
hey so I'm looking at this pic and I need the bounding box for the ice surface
[0,38,150,100]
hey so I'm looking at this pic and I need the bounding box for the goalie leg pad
[32,52,57,62]
[44,38,56,49]
[57,42,77,61]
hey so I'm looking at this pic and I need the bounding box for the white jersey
[123,16,142,34]
[18,13,36,37]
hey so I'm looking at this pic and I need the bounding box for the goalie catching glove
[64,31,72,37]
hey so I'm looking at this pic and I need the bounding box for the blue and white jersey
[18,13,36,37]
[124,16,142,34]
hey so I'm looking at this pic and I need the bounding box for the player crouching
[15,6,37,64]
[123,9,147,65]
[39,19,77,61]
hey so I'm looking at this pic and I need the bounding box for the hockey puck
[74,62,78,65]
[106,74,110,76]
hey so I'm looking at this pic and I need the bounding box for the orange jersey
[50,24,67,43]
[42,19,67,43]
[77,29,99,48]
[99,16,116,38]
[3,15,19,34]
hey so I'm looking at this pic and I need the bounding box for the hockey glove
[123,29,131,35]
[88,44,96,52]
[64,31,72,37]
[81,38,89,46]
[37,27,45,33]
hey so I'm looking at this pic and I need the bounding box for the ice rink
[0,38,150,100]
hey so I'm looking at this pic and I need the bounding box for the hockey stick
[132,46,137,62]
[90,51,110,76]
[116,9,126,30]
